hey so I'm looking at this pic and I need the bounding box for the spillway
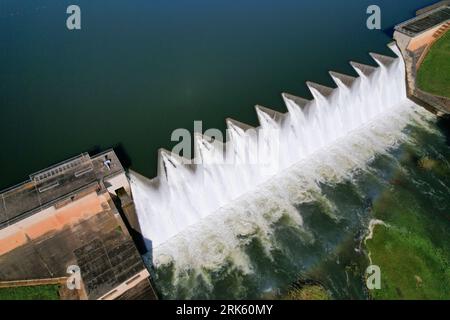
[130,43,417,252]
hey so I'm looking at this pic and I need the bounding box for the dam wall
[130,42,411,250]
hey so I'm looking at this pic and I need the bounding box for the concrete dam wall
[129,42,416,253]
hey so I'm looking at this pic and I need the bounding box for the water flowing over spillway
[131,42,414,249]
[130,42,443,299]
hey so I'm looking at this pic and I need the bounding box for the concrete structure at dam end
[0,150,157,300]
[394,0,450,114]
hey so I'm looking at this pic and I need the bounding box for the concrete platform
[395,2,450,37]
[0,150,125,229]
[0,150,157,300]
[394,1,450,114]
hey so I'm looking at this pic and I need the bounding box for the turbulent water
[129,43,446,299]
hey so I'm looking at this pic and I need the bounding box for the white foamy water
[148,105,431,276]
[130,43,432,266]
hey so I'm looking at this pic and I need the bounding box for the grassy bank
[365,148,450,300]
[0,285,60,300]
[366,224,449,299]
[416,31,450,98]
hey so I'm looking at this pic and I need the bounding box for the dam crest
[130,42,417,251]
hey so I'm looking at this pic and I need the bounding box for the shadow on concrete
[113,143,132,169]
[111,192,148,255]
[437,114,450,146]
[143,238,154,264]
[129,227,149,256]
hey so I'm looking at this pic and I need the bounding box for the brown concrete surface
[0,190,153,299]
[0,150,125,229]
[116,277,158,300]
[394,2,450,114]
[0,191,108,256]
[0,150,156,300]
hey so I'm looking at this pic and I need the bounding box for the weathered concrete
[350,61,377,77]
[0,277,68,288]
[0,150,127,229]
[394,2,450,114]
[395,3,450,37]
[282,93,310,110]
[255,105,286,125]
[0,189,155,299]
[0,150,157,300]
[329,71,357,88]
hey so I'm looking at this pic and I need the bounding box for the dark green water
[0,0,438,189]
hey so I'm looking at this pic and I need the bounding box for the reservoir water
[0,0,437,189]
